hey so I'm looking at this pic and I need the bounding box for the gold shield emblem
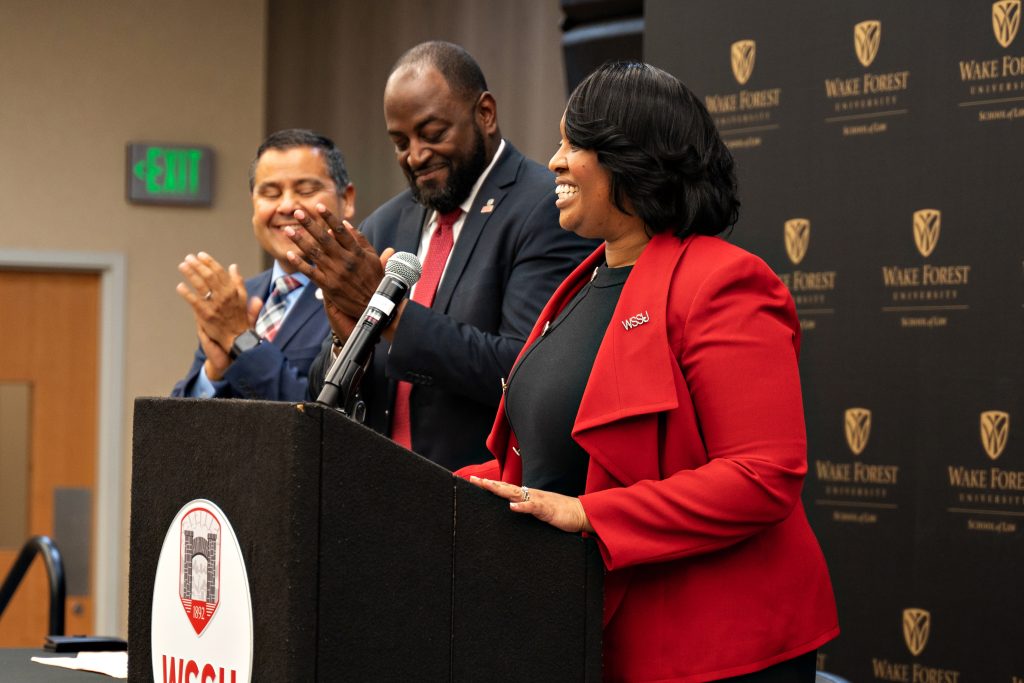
[784,219,810,265]
[993,0,1021,48]
[844,408,871,456]
[902,608,931,656]
[854,20,882,67]
[913,209,941,258]
[980,411,1010,460]
[731,40,756,85]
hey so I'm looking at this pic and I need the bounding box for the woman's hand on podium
[468,477,594,534]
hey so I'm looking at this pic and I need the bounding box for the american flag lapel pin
[480,198,495,213]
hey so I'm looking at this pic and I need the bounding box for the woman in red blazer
[461,62,838,682]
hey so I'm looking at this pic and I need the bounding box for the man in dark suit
[293,42,594,470]
[172,129,354,401]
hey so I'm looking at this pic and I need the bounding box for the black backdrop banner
[646,1,1023,680]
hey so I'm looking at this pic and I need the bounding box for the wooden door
[0,270,99,645]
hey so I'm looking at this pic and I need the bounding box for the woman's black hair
[564,61,739,237]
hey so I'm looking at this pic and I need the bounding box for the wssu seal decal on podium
[152,499,253,683]
[180,507,221,635]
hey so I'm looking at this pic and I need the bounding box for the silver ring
[204,290,213,301]
[520,485,530,503]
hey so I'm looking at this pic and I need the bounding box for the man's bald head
[390,41,488,106]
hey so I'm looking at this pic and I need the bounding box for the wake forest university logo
[180,507,221,635]
[902,608,931,656]
[730,40,756,85]
[854,20,882,67]
[981,410,1011,460]
[874,608,959,680]
[845,408,872,456]
[784,219,810,265]
[706,38,781,149]
[993,0,1021,48]
[913,209,941,258]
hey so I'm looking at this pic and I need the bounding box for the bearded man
[294,41,594,470]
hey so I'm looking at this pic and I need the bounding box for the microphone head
[385,251,422,288]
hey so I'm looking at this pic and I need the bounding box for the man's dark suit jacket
[309,142,595,471]
[173,269,330,401]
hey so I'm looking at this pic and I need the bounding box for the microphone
[317,252,421,415]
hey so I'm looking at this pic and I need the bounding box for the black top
[505,264,632,496]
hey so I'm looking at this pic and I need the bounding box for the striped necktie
[255,275,301,341]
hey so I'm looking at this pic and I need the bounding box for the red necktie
[391,208,462,450]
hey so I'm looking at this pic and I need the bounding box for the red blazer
[460,233,839,682]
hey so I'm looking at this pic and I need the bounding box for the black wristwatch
[229,329,262,359]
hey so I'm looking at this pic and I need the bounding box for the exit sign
[126,143,214,206]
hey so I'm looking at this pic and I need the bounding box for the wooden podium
[128,398,602,681]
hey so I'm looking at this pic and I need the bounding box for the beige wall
[0,0,267,632]
[267,0,568,217]
[0,0,566,636]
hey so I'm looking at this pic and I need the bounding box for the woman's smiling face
[547,114,619,242]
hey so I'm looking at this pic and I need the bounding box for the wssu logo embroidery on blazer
[621,311,650,330]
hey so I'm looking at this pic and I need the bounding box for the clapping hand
[176,252,261,380]
[283,203,394,339]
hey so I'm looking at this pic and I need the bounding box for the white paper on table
[30,651,128,678]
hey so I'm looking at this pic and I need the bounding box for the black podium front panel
[129,399,602,681]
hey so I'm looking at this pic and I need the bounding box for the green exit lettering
[133,147,203,195]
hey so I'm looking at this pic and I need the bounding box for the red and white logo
[153,499,253,682]
[179,507,222,635]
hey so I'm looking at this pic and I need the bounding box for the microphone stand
[316,334,373,421]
